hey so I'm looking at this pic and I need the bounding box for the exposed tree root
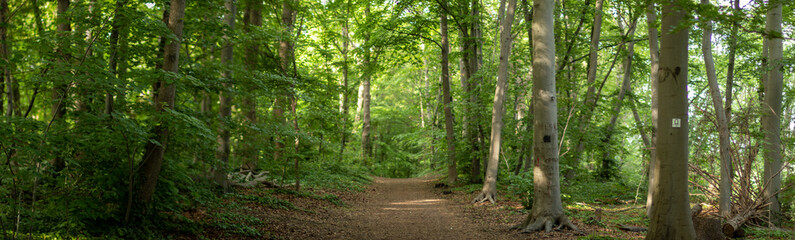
[472,191,496,204]
[514,215,579,233]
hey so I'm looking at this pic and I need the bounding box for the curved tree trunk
[440,1,456,185]
[700,0,732,218]
[517,0,576,232]
[138,0,186,204]
[646,0,695,238]
[762,0,783,227]
[474,0,517,204]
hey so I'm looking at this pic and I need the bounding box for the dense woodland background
[0,0,793,238]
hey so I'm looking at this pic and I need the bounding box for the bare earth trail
[255,175,590,239]
[341,176,509,239]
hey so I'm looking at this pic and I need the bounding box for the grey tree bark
[138,0,185,204]
[646,0,695,238]
[474,0,517,204]
[599,19,636,172]
[700,0,732,218]
[645,0,660,217]
[569,0,604,177]
[361,4,372,163]
[49,0,71,172]
[214,0,235,192]
[0,0,10,116]
[762,0,783,227]
[338,4,350,161]
[516,0,577,232]
[240,0,261,171]
[440,1,457,184]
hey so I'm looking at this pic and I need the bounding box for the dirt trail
[257,176,529,239]
[343,177,489,239]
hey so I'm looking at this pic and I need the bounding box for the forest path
[343,176,487,239]
[338,176,526,239]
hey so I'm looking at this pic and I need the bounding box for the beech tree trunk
[646,0,695,238]
[138,0,185,204]
[50,0,71,172]
[361,4,372,163]
[440,2,456,185]
[701,0,732,218]
[645,0,660,217]
[474,0,517,204]
[241,0,261,170]
[568,0,604,178]
[338,6,350,161]
[0,0,10,116]
[517,0,576,232]
[215,0,235,192]
[599,19,636,175]
[762,0,783,227]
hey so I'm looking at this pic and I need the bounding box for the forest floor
[178,175,793,239]
[180,175,649,239]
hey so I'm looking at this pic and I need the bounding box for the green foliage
[505,172,534,209]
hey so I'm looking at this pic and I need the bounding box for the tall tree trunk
[517,0,577,232]
[474,0,517,204]
[599,19,637,178]
[762,0,783,227]
[1,0,9,116]
[646,0,695,238]
[338,4,350,161]
[701,0,732,218]
[645,0,660,217]
[360,4,372,163]
[50,0,71,172]
[725,0,739,123]
[214,0,235,192]
[240,0,262,171]
[440,1,456,185]
[107,0,127,114]
[275,0,298,186]
[567,0,604,179]
[138,0,186,204]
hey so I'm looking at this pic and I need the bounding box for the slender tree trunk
[701,0,732,218]
[725,0,739,123]
[107,0,127,114]
[567,0,604,178]
[138,0,186,204]
[645,0,660,217]
[360,4,372,163]
[646,0,695,238]
[762,0,783,227]
[338,5,350,161]
[240,0,261,171]
[474,0,517,204]
[276,0,298,186]
[630,97,651,160]
[50,0,71,172]
[599,19,637,177]
[440,1,457,185]
[517,0,577,232]
[0,0,9,117]
[214,0,235,192]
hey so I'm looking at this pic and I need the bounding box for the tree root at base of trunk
[472,191,496,204]
[512,215,579,233]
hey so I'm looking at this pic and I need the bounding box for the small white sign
[672,118,681,128]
